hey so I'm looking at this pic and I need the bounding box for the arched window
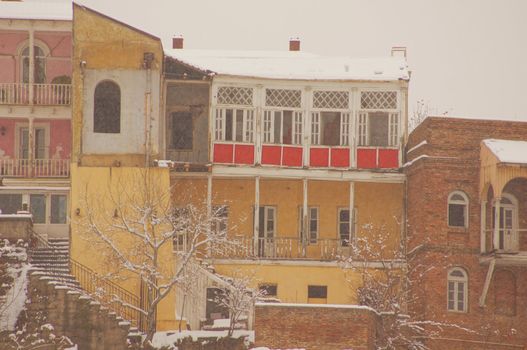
[93,81,121,133]
[21,45,46,84]
[447,268,468,312]
[448,191,469,228]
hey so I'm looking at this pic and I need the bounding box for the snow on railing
[0,83,71,106]
[207,236,346,260]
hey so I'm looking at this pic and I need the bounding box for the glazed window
[358,91,399,147]
[21,45,46,84]
[20,127,47,159]
[50,194,67,224]
[259,284,278,297]
[311,112,351,146]
[171,112,193,150]
[308,285,327,303]
[93,81,121,133]
[263,110,302,145]
[29,194,46,224]
[338,208,356,246]
[0,194,23,214]
[298,207,319,244]
[214,108,254,142]
[447,268,468,312]
[448,191,469,228]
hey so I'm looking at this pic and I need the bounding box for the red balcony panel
[310,147,330,167]
[234,144,254,165]
[261,145,281,165]
[213,143,234,163]
[282,146,303,167]
[357,148,377,169]
[378,149,399,168]
[330,148,350,168]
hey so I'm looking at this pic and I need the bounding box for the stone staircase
[26,238,140,350]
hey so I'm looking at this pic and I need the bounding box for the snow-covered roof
[0,0,72,21]
[483,139,527,164]
[165,49,409,81]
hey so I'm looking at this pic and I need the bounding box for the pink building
[0,0,72,238]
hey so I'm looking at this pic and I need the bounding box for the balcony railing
[207,236,349,261]
[0,158,70,177]
[0,83,71,106]
[483,228,527,253]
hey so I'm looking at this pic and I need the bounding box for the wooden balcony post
[28,117,34,177]
[253,176,260,256]
[349,181,355,246]
[28,29,34,104]
[493,198,501,250]
[302,177,308,257]
[480,200,487,253]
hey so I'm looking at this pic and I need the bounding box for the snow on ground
[0,242,30,331]
[152,330,254,348]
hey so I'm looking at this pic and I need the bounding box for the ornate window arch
[18,39,49,84]
[93,80,121,134]
[448,191,469,228]
[447,267,468,312]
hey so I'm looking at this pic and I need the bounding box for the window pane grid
[340,113,351,146]
[215,108,254,142]
[311,112,320,145]
[217,86,253,106]
[265,89,302,108]
[447,269,467,312]
[360,91,397,110]
[389,113,399,146]
[313,90,349,109]
[358,112,368,146]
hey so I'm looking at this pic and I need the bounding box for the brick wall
[406,117,527,349]
[254,303,380,350]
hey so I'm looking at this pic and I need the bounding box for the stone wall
[25,271,131,350]
[253,303,382,350]
[0,215,32,242]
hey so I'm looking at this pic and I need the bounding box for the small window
[212,205,228,235]
[338,208,355,246]
[308,285,327,299]
[94,81,121,133]
[50,194,67,224]
[448,191,468,228]
[447,268,468,312]
[259,284,277,297]
[171,112,193,150]
[299,207,318,244]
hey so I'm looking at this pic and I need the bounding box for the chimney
[289,37,300,51]
[172,35,184,49]
[391,46,407,58]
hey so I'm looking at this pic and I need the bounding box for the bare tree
[210,271,264,337]
[77,168,233,344]
[340,223,474,349]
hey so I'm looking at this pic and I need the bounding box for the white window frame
[358,90,399,148]
[17,39,50,84]
[15,122,50,160]
[299,206,319,244]
[310,90,352,147]
[447,267,468,313]
[447,191,469,228]
[338,207,355,246]
[214,108,255,143]
[263,110,303,145]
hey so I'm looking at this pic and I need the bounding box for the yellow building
[164,44,409,327]
[69,3,409,332]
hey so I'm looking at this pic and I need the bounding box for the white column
[303,87,311,167]
[255,85,262,164]
[493,198,501,250]
[349,181,355,244]
[253,176,260,254]
[480,200,487,253]
[28,29,34,104]
[28,117,34,177]
[302,178,308,256]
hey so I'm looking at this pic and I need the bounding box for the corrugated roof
[165,49,409,81]
[0,0,72,21]
[483,139,527,164]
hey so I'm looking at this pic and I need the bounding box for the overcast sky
[73,0,527,121]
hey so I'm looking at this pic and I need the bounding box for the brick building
[405,116,527,349]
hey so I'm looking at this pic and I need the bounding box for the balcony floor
[480,251,527,266]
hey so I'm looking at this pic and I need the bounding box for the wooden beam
[479,259,496,307]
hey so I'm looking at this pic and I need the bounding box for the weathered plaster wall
[0,30,71,83]
[72,4,163,165]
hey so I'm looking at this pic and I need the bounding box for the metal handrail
[69,258,145,332]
